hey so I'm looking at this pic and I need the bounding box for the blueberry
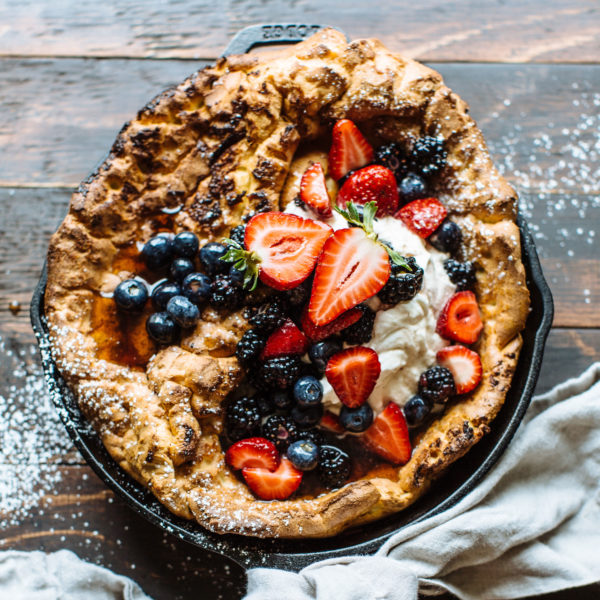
[141,235,173,271]
[151,281,181,310]
[181,272,212,305]
[166,295,200,328]
[272,390,294,411]
[229,264,245,288]
[146,311,179,344]
[287,439,319,471]
[428,219,462,254]
[403,395,432,427]
[114,279,148,311]
[293,376,323,408]
[291,404,323,429]
[398,173,427,202]
[308,340,343,374]
[199,242,229,276]
[339,403,374,432]
[169,258,195,282]
[173,231,199,258]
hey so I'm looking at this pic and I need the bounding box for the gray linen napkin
[245,363,600,600]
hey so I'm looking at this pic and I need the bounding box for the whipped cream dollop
[284,201,455,416]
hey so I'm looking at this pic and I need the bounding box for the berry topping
[377,256,424,305]
[320,411,345,434]
[395,197,448,238]
[308,339,343,374]
[293,376,323,409]
[181,272,212,305]
[436,345,482,395]
[300,428,325,447]
[340,305,376,345]
[235,329,266,366]
[225,437,280,472]
[318,445,351,488]
[325,346,381,408]
[291,404,323,429]
[229,265,245,288]
[281,278,312,307]
[272,390,294,412]
[254,356,303,390]
[301,305,361,343]
[328,119,374,181]
[145,311,179,344]
[229,225,246,247]
[418,366,456,403]
[166,295,200,328]
[409,135,446,179]
[114,279,148,312]
[443,259,477,291]
[336,165,399,217]
[242,456,303,500]
[287,439,319,471]
[169,257,195,282]
[374,143,408,181]
[209,274,244,310]
[300,162,332,218]
[199,242,229,276]
[436,290,483,344]
[403,395,432,427]
[172,231,199,258]
[141,235,173,271]
[261,319,309,359]
[151,281,182,310]
[262,415,299,451]
[225,396,262,441]
[428,219,462,254]
[363,402,411,465]
[339,403,374,433]
[248,299,286,334]
[398,173,427,203]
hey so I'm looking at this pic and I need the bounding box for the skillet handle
[221,23,348,57]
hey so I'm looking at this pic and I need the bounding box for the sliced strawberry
[320,411,345,434]
[300,162,332,218]
[308,228,390,326]
[325,347,381,408]
[436,345,482,394]
[300,305,362,342]
[328,119,374,181]
[336,165,399,217]
[242,456,303,500]
[225,437,280,472]
[395,198,447,238]
[245,212,332,291]
[363,402,411,465]
[436,291,483,345]
[261,318,309,359]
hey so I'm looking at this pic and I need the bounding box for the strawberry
[336,165,399,217]
[261,318,309,359]
[436,291,483,344]
[328,119,374,181]
[363,402,412,465]
[242,456,303,500]
[325,347,381,408]
[300,162,332,218]
[308,227,390,326]
[300,305,362,342]
[436,345,482,394]
[395,198,447,238]
[320,411,345,434]
[225,437,280,472]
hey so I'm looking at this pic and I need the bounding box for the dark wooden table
[1,2,598,599]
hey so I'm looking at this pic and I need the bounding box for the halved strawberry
[328,119,374,181]
[261,318,309,359]
[325,347,381,408]
[436,291,483,344]
[300,162,332,218]
[320,411,345,434]
[363,402,411,465]
[300,305,362,342]
[336,165,399,217]
[244,212,332,290]
[242,456,303,500]
[225,437,280,472]
[308,228,390,326]
[436,345,482,394]
[395,198,447,238]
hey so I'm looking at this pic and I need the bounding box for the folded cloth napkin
[245,362,600,600]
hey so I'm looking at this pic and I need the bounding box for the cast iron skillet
[30,24,554,571]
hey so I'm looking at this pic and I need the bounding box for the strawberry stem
[220,240,261,290]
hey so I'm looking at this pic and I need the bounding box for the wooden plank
[0,0,598,62]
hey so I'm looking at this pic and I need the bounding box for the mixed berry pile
[111,119,485,501]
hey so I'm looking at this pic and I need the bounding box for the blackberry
[235,330,266,366]
[229,225,246,247]
[299,428,325,448]
[418,366,456,404]
[209,274,244,310]
[409,136,446,179]
[281,277,312,307]
[318,445,351,489]
[262,415,298,451]
[374,143,409,181]
[254,356,302,390]
[377,256,424,304]
[341,305,375,345]
[444,259,476,291]
[248,299,286,334]
[429,219,462,254]
[225,396,262,441]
